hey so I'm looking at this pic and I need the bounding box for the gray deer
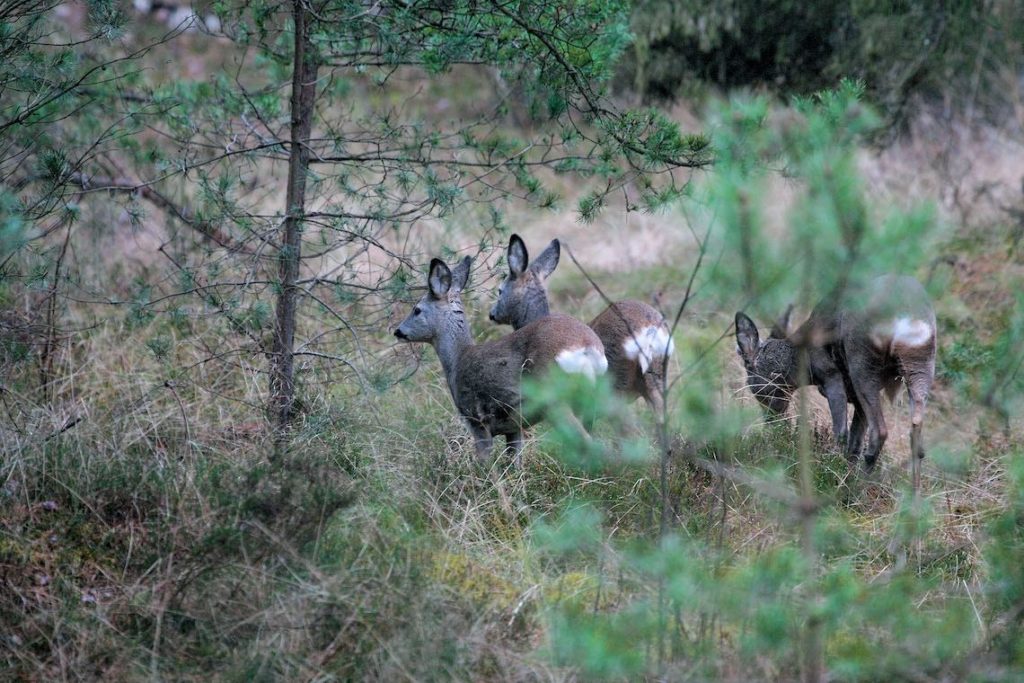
[489,234,674,416]
[395,256,608,465]
[735,274,936,486]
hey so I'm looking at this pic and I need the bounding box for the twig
[163,381,193,458]
[39,220,74,400]
[43,414,84,441]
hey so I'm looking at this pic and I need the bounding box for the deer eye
[413,307,422,316]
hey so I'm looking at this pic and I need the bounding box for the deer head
[489,234,559,330]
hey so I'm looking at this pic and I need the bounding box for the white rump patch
[622,326,675,374]
[870,317,934,350]
[893,318,934,346]
[556,347,609,381]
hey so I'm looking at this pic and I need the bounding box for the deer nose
[394,328,407,340]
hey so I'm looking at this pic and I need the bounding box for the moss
[0,533,34,565]
[544,570,611,612]
[429,551,520,610]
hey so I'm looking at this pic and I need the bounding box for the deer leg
[909,396,922,496]
[851,378,887,470]
[468,423,493,463]
[843,339,891,470]
[847,402,866,462]
[505,431,525,468]
[905,369,931,459]
[906,370,932,495]
[561,409,594,445]
[642,368,666,424]
[820,372,849,447]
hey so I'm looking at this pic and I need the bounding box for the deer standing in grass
[394,256,608,465]
[489,234,674,417]
[735,275,936,490]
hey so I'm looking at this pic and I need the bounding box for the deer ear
[735,312,761,363]
[530,238,560,280]
[428,259,452,299]
[451,255,472,293]
[507,234,528,277]
[770,304,793,339]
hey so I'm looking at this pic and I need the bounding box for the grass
[4,77,1024,681]
[4,211,1024,680]
[2,272,1018,681]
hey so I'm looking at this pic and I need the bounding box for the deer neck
[432,312,474,395]
[512,294,550,330]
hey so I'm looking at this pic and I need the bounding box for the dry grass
[3,89,1024,680]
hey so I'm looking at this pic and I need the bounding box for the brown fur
[590,300,671,414]
[452,314,606,459]
[489,235,672,418]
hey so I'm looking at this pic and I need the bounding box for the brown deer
[489,234,674,416]
[395,256,607,465]
[735,275,936,487]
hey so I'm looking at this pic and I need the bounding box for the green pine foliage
[524,84,1023,680]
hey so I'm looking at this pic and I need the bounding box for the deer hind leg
[468,422,494,463]
[564,410,594,444]
[850,373,887,470]
[641,363,666,423]
[905,366,933,494]
[847,399,866,462]
[907,388,927,460]
[504,431,525,469]
[908,393,923,495]
[904,364,933,458]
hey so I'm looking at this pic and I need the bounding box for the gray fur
[489,234,556,329]
[396,255,605,466]
[736,275,937,470]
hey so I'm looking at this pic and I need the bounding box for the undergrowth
[2,282,1021,680]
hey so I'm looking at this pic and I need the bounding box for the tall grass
[4,89,1024,680]
[3,263,1020,680]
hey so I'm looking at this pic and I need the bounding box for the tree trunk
[797,348,823,683]
[270,0,319,449]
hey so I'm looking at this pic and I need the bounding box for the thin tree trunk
[797,348,823,683]
[657,415,669,671]
[39,222,72,402]
[270,0,319,451]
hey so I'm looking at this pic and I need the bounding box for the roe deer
[489,234,674,416]
[735,275,936,485]
[395,256,607,465]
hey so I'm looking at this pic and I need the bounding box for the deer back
[789,276,936,397]
[736,275,936,413]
